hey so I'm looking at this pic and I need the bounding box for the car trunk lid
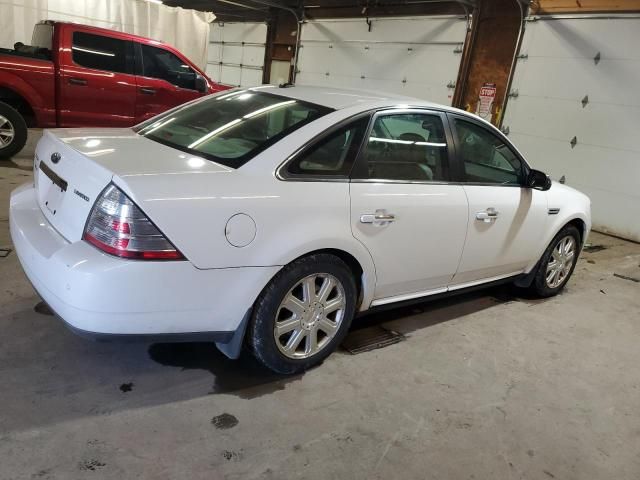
[34,128,232,243]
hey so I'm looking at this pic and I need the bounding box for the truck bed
[0,47,52,62]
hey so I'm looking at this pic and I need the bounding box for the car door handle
[68,77,87,86]
[140,87,156,95]
[360,210,396,226]
[476,208,500,223]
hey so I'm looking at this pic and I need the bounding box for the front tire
[247,254,357,374]
[528,224,581,297]
[0,102,28,159]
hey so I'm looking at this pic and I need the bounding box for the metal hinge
[507,90,519,98]
[581,95,589,108]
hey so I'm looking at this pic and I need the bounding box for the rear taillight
[83,184,184,260]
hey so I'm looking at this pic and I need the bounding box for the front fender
[524,183,591,273]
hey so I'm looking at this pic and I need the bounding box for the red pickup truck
[0,21,230,158]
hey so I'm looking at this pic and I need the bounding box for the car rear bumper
[10,183,280,339]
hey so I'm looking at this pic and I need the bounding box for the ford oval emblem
[51,152,61,164]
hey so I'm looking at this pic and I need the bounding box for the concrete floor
[1,132,639,480]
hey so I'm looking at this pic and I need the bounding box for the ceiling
[163,0,474,22]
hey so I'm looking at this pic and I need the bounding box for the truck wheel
[0,102,28,160]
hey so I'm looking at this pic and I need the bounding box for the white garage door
[296,16,467,106]
[502,14,640,241]
[207,22,267,87]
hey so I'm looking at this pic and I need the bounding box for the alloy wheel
[274,273,346,359]
[0,115,15,148]
[545,235,576,288]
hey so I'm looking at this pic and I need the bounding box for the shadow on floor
[148,343,302,399]
[0,283,526,432]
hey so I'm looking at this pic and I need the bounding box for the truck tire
[0,101,28,160]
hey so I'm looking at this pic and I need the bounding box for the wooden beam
[532,0,640,14]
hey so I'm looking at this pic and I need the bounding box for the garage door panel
[508,96,640,153]
[298,16,466,105]
[207,44,222,63]
[205,64,221,83]
[302,16,466,44]
[220,45,243,64]
[510,133,640,240]
[240,68,263,87]
[220,65,242,86]
[208,22,267,87]
[522,18,640,61]
[220,22,268,43]
[297,45,332,74]
[512,57,640,106]
[579,185,640,242]
[242,45,266,66]
[504,15,640,240]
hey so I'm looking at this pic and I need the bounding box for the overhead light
[146,0,163,4]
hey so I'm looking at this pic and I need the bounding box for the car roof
[250,85,458,112]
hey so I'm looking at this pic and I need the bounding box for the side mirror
[195,74,208,94]
[526,169,552,191]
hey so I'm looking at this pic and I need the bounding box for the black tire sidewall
[0,102,28,159]
[533,225,581,297]
[248,254,357,374]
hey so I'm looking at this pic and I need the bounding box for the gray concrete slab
[0,131,639,480]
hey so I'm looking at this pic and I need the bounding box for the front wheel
[528,224,581,297]
[0,102,28,159]
[247,254,357,374]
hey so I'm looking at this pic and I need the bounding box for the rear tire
[0,101,28,159]
[527,224,581,298]
[247,254,357,374]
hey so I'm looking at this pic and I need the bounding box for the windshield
[135,90,332,168]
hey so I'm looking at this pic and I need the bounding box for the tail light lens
[83,184,184,260]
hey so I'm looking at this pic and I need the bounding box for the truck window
[140,44,197,90]
[72,32,131,74]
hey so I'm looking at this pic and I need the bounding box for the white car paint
[10,85,591,356]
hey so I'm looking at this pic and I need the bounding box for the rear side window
[135,90,332,168]
[140,44,197,90]
[286,117,369,177]
[359,112,450,182]
[72,32,131,74]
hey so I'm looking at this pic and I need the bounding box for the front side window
[286,117,369,177]
[72,32,130,74]
[141,44,196,89]
[135,90,331,168]
[359,113,450,182]
[454,119,524,185]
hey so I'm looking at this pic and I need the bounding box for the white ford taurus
[10,86,591,373]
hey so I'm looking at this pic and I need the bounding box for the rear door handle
[68,77,87,86]
[140,87,156,95]
[476,208,500,222]
[360,209,396,226]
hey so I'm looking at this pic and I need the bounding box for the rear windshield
[134,90,332,168]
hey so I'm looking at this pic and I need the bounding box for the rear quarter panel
[0,53,56,126]
[112,104,413,311]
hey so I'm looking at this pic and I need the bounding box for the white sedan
[10,86,591,373]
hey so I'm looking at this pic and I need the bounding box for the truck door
[58,30,137,127]
[134,43,203,123]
